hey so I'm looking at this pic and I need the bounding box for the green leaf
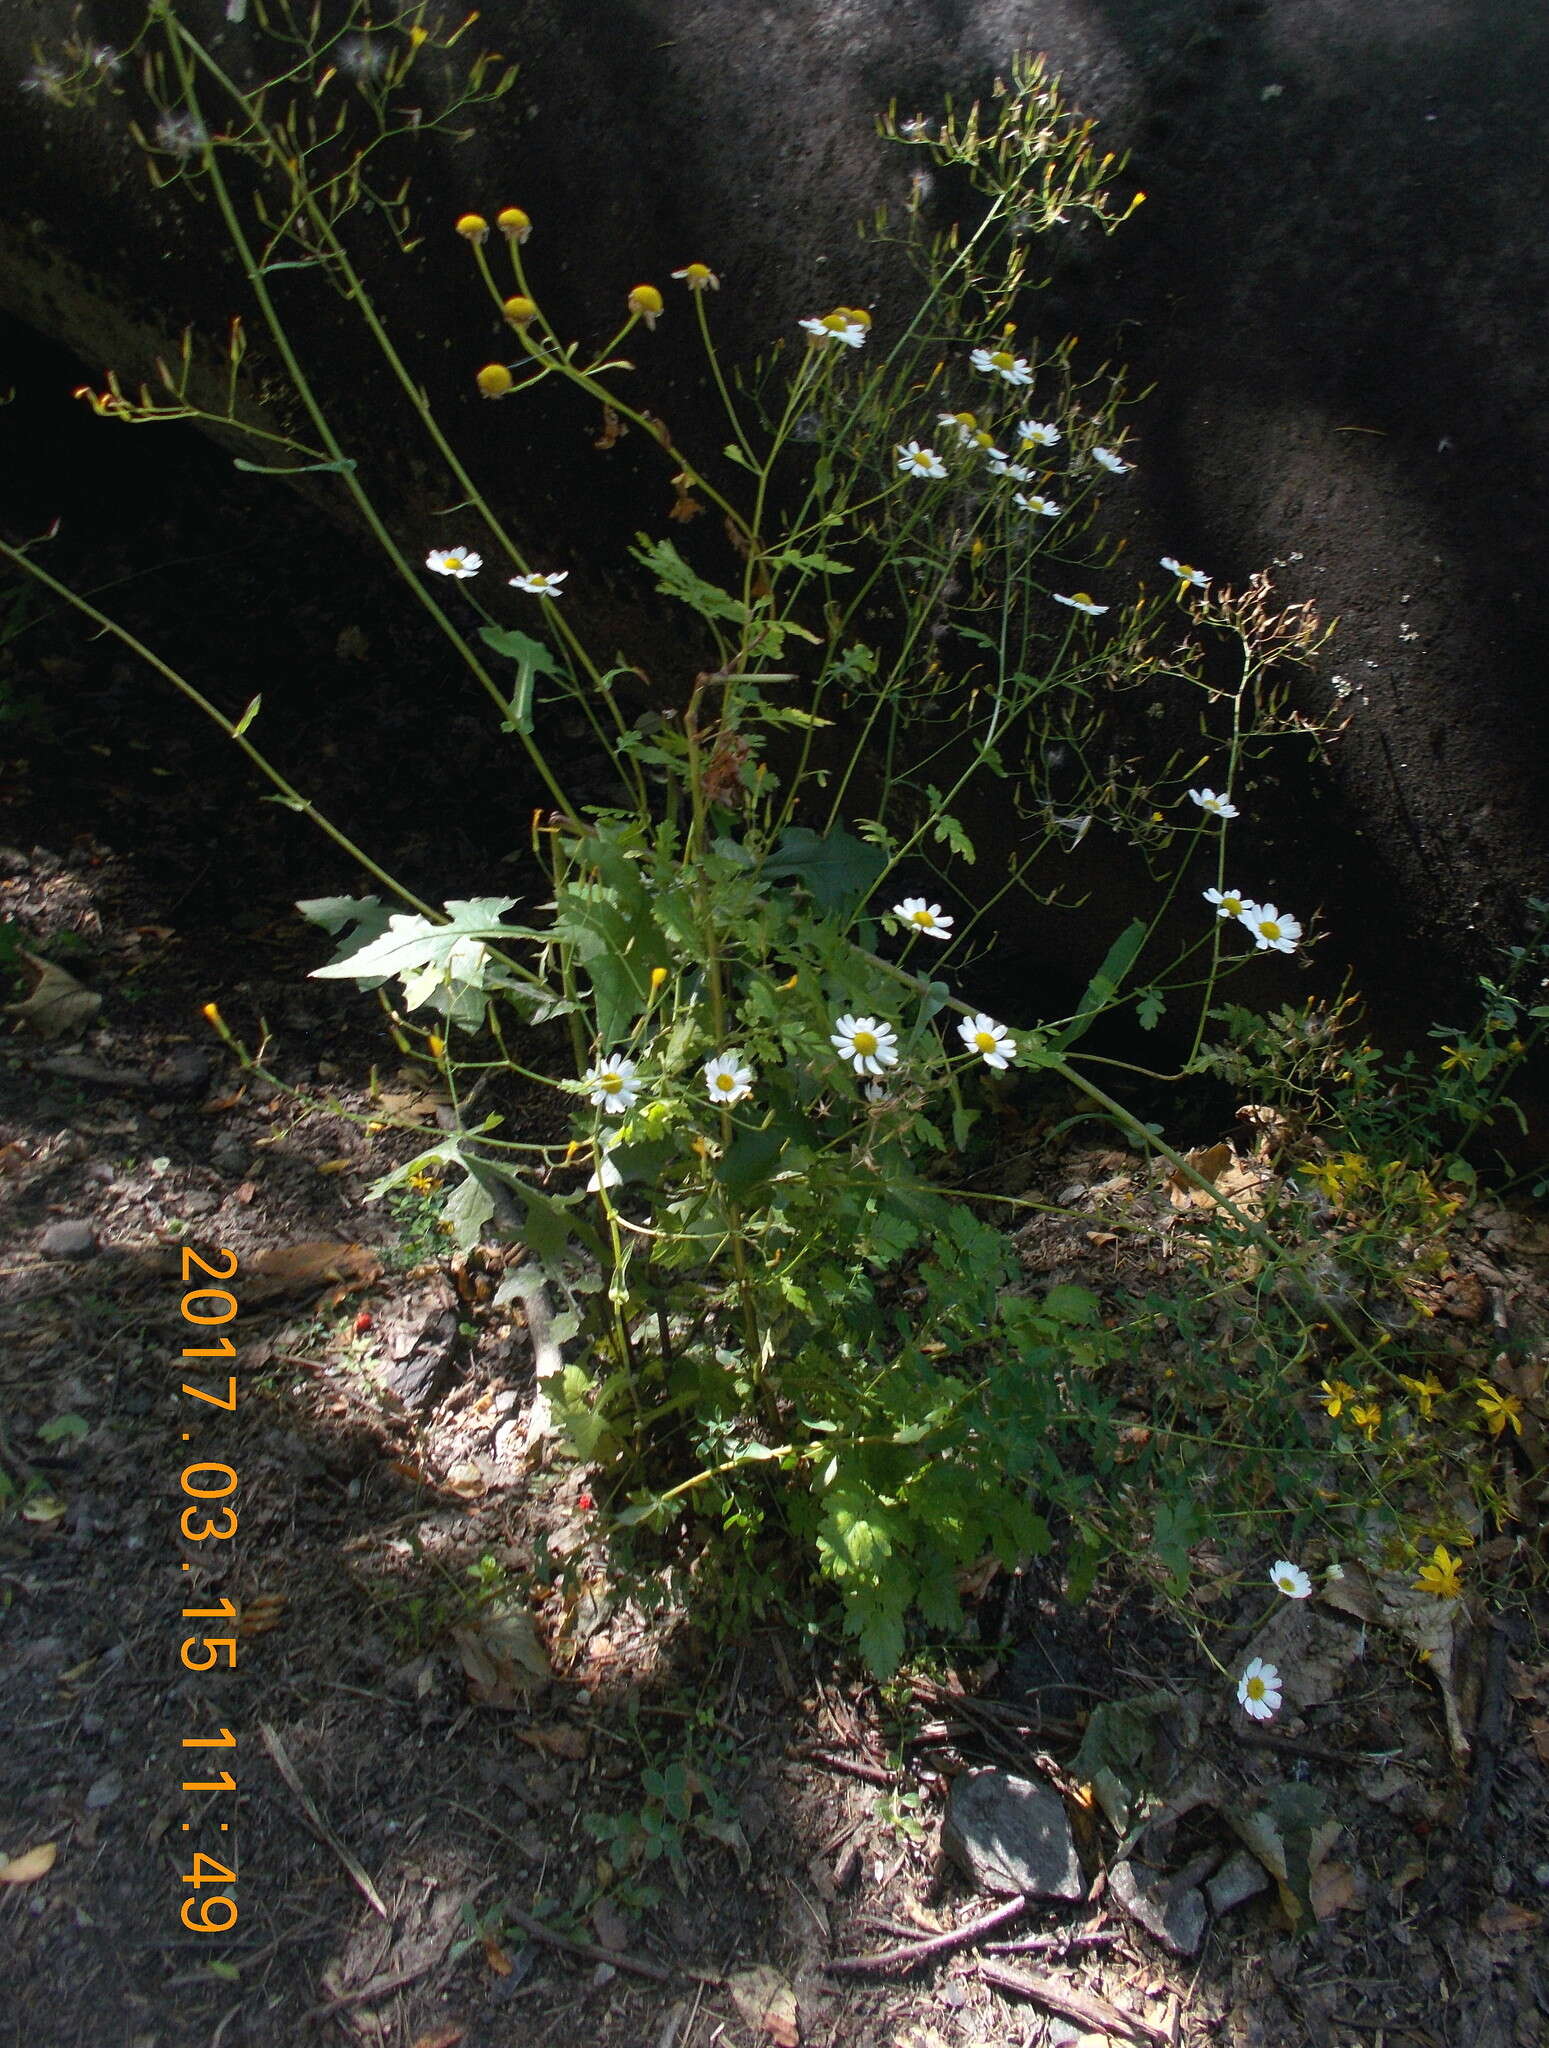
[1136,986,1166,1031]
[763,547,853,576]
[1042,1283,1100,1325]
[763,826,887,916]
[232,456,357,475]
[633,535,748,625]
[37,1413,89,1445]
[925,787,976,865]
[309,897,530,985]
[1056,918,1147,1050]
[232,694,261,737]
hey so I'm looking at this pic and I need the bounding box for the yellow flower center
[1260,920,1281,940]
[503,295,537,325]
[1245,1677,1266,1701]
[1177,564,1196,579]
[974,1031,996,1051]
[601,1073,623,1094]
[716,1073,735,1092]
[852,1031,877,1057]
[629,284,664,317]
[910,910,934,927]
[455,212,488,241]
[1073,593,1094,606]
[476,362,513,398]
[990,350,1015,370]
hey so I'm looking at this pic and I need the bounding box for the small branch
[258,1722,388,1919]
[984,1929,1124,1956]
[501,1901,675,1984]
[977,1956,1170,2044]
[826,1893,1028,1975]
[789,1746,900,1787]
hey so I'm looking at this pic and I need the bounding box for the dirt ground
[2,438,1549,2045]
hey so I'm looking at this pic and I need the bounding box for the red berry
[353,1311,373,1334]
[577,1492,594,1512]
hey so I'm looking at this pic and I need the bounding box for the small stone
[1108,1859,1208,1956]
[179,1189,219,1217]
[942,1768,1084,1901]
[1207,1850,1271,1917]
[40,1220,97,1260]
[210,1133,249,1175]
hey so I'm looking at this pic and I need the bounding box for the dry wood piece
[259,1722,388,1919]
[501,1901,676,1984]
[826,1893,1029,1975]
[978,1955,1171,2043]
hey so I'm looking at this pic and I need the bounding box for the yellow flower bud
[628,283,664,330]
[496,206,531,242]
[650,966,668,990]
[455,212,489,244]
[427,1033,445,1057]
[476,362,514,399]
[502,294,538,327]
[200,1001,224,1030]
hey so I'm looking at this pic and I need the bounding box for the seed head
[455,212,489,244]
[476,362,514,399]
[628,284,664,329]
[496,207,532,242]
[502,295,538,327]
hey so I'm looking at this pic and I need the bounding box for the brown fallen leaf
[243,1242,381,1302]
[1477,1898,1541,1936]
[411,2029,466,2048]
[5,953,102,1040]
[0,1843,58,1884]
[728,1963,800,2047]
[518,1722,589,1761]
[454,1598,551,1709]
[1166,1143,1234,1208]
[237,1592,287,1637]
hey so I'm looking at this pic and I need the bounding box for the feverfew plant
[9,12,1399,1675]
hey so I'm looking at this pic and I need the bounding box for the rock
[1207,1850,1271,1918]
[942,1769,1085,1902]
[149,1049,213,1099]
[210,1133,249,1175]
[179,1189,219,1217]
[1108,1858,1208,1956]
[40,1220,97,1260]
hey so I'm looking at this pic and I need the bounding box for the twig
[501,1901,675,1984]
[984,1929,1124,1956]
[977,1956,1170,2044]
[826,1893,1028,1975]
[790,1746,899,1787]
[258,1721,388,1919]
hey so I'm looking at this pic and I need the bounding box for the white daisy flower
[1204,886,1256,921]
[1092,445,1133,474]
[958,1013,1015,1069]
[896,441,947,480]
[1017,419,1061,448]
[1237,1658,1282,1721]
[583,1057,640,1114]
[937,410,981,445]
[988,457,1035,482]
[1270,1560,1312,1600]
[704,1053,755,1105]
[970,346,1033,387]
[863,1080,890,1102]
[1054,591,1109,615]
[1239,903,1303,954]
[1189,787,1239,820]
[892,898,954,940]
[1013,491,1062,519]
[831,1014,899,1076]
[1161,556,1211,589]
[799,313,867,347]
[509,571,568,597]
[426,547,482,578]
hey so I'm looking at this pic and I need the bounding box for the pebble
[210,1133,249,1175]
[179,1189,219,1218]
[1108,1858,1209,1956]
[942,1768,1085,1901]
[40,1220,98,1260]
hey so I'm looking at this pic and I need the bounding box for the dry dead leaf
[1309,1859,1362,1917]
[518,1722,589,1761]
[0,1843,58,1884]
[243,1242,381,1302]
[20,1492,66,1525]
[453,1598,551,1709]
[1478,1899,1541,1936]
[411,2029,466,2048]
[237,1593,287,1637]
[482,1934,513,1975]
[1167,1143,1234,1208]
[5,953,102,1040]
[728,1963,800,2047]
[233,1181,257,1205]
[200,1088,247,1114]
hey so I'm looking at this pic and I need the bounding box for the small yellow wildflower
[1414,1544,1463,1599]
[1320,1378,1357,1418]
[1350,1401,1382,1438]
[427,1033,445,1058]
[1398,1372,1446,1420]
[476,362,513,399]
[671,262,719,291]
[628,283,664,329]
[495,206,531,242]
[502,294,538,326]
[1474,1382,1524,1437]
[455,212,489,244]
[649,966,668,991]
[200,1001,225,1031]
